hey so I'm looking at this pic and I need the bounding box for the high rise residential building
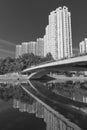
[21,42,28,55]
[79,41,85,54]
[15,40,44,58]
[44,6,73,60]
[15,6,73,60]
[68,12,73,57]
[21,41,36,55]
[15,42,36,57]
[15,45,22,58]
[44,25,50,56]
[79,38,87,54]
[84,38,87,52]
[43,35,46,56]
[36,38,44,57]
[56,7,63,59]
[49,11,57,59]
[28,41,36,55]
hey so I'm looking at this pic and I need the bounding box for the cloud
[0,48,15,54]
[0,48,15,58]
[0,39,15,46]
[0,39,15,58]
[0,39,15,50]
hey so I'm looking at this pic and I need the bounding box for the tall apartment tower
[49,11,58,59]
[28,41,36,55]
[44,25,50,56]
[44,6,73,60]
[15,45,22,58]
[79,38,87,54]
[85,38,87,52]
[56,7,63,59]
[21,42,28,55]
[36,38,44,57]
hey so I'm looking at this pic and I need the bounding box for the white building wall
[44,35,47,56]
[49,11,58,60]
[56,7,63,59]
[84,38,87,53]
[21,42,28,55]
[44,25,50,57]
[15,45,22,58]
[46,25,50,54]
[28,41,36,55]
[79,42,82,54]
[68,12,73,57]
[82,41,85,53]
[32,42,36,55]
[36,38,44,57]
[63,6,69,58]
[79,41,85,54]
[79,38,87,54]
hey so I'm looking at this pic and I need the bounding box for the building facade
[28,41,36,55]
[36,38,44,57]
[21,42,29,55]
[15,45,22,58]
[44,6,73,60]
[44,25,50,57]
[79,38,87,54]
[15,40,44,58]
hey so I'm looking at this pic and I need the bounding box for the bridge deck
[22,55,87,73]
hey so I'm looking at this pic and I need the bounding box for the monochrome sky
[0,0,87,57]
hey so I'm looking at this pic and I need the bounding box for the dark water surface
[0,100,46,130]
[0,96,46,130]
[0,79,87,130]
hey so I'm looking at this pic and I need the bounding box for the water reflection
[12,82,86,130]
[13,98,81,130]
[45,80,87,103]
[0,83,46,130]
[0,81,87,130]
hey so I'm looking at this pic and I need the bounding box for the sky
[0,0,87,57]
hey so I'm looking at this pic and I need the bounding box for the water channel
[0,79,87,130]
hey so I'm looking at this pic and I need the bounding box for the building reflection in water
[72,94,87,103]
[13,97,81,130]
[0,81,87,130]
[47,80,87,104]
[83,96,87,103]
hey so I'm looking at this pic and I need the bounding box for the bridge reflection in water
[13,97,81,130]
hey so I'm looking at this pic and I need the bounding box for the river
[0,79,87,130]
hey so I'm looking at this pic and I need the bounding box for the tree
[46,52,54,61]
[0,52,54,74]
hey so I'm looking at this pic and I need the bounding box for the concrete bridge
[22,55,87,79]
